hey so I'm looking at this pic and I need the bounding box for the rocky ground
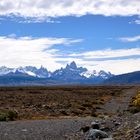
[71,87,140,140]
[0,113,140,140]
[68,112,140,140]
[0,86,140,140]
[0,118,93,140]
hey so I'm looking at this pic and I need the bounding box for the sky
[0,0,140,74]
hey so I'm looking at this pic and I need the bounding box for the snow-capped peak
[0,66,14,75]
[0,66,51,78]
[0,62,113,80]
[81,70,113,79]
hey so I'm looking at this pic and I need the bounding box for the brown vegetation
[0,86,132,120]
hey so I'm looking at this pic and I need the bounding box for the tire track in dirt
[99,87,139,115]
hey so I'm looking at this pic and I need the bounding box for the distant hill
[104,71,140,85]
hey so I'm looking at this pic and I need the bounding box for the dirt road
[99,87,139,115]
[0,118,92,140]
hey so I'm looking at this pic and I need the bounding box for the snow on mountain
[15,67,37,77]
[23,71,36,77]
[81,70,113,79]
[81,70,98,78]
[98,70,113,79]
[0,66,14,75]
[0,66,51,78]
[34,66,51,78]
[52,61,87,80]
[0,62,113,80]
[19,66,51,78]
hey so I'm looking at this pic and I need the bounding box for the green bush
[0,114,6,121]
[129,107,140,114]
[0,110,18,121]
[7,110,18,121]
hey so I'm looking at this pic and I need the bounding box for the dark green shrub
[0,114,6,121]
[129,107,140,114]
[7,110,18,121]
[0,110,18,121]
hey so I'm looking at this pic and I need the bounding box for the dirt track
[100,87,139,115]
[0,118,92,140]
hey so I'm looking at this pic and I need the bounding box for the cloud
[56,56,140,75]
[0,0,140,22]
[58,48,140,74]
[16,17,61,24]
[129,16,140,25]
[1,35,140,74]
[68,48,140,59]
[119,35,140,42]
[134,19,140,24]
[77,58,140,75]
[0,36,82,71]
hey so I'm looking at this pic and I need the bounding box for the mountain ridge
[0,61,113,79]
[103,71,140,85]
[0,62,140,85]
[0,61,113,86]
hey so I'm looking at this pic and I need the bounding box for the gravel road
[0,118,92,140]
[98,88,138,115]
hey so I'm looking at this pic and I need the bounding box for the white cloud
[1,35,140,74]
[77,58,140,75]
[69,48,140,59]
[56,56,140,75]
[0,0,140,21]
[62,48,140,74]
[17,17,61,24]
[132,19,140,25]
[119,35,140,42]
[129,16,140,25]
[0,36,82,71]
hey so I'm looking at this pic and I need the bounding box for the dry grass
[0,86,132,120]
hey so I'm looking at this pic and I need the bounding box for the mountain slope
[104,71,140,84]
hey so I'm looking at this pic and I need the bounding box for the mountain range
[0,61,113,86]
[0,61,140,86]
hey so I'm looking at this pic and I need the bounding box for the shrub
[0,110,18,121]
[129,107,139,114]
[132,91,140,107]
[7,110,18,121]
[130,91,140,113]
[0,114,7,121]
